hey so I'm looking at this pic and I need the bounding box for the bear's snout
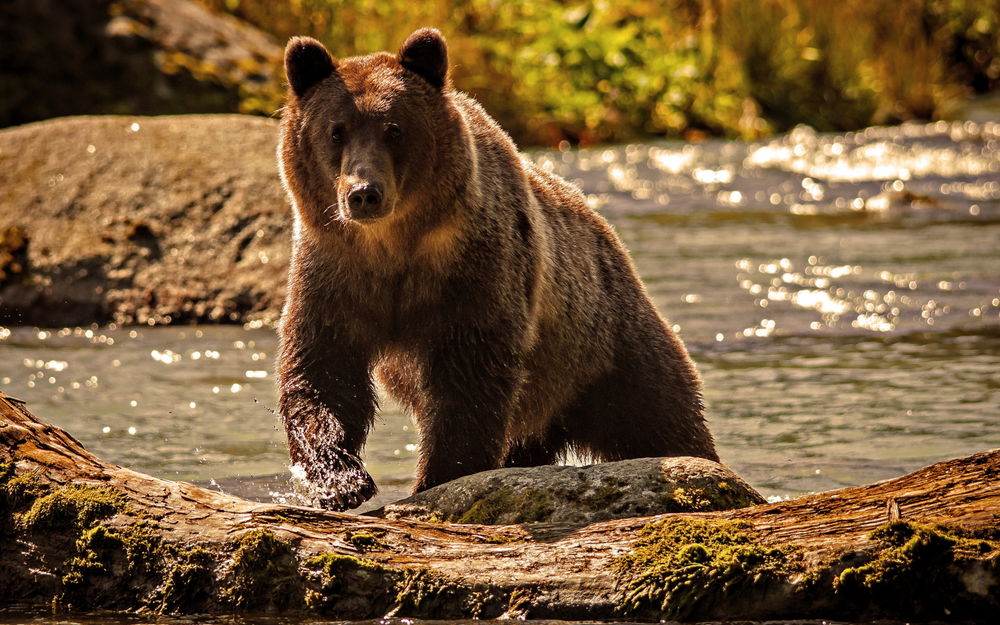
[344,181,386,221]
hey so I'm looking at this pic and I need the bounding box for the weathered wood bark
[1,390,998,621]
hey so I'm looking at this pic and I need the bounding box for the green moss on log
[2,473,48,511]
[391,567,480,618]
[18,485,127,531]
[614,518,799,620]
[304,553,395,617]
[60,522,161,607]
[0,461,128,539]
[57,514,219,612]
[1,462,49,532]
[0,462,494,618]
[303,553,497,619]
[151,545,217,613]
[345,530,385,553]
[218,528,305,611]
[834,520,1000,620]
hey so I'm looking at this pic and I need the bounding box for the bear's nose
[346,182,384,215]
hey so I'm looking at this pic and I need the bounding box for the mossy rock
[374,456,765,525]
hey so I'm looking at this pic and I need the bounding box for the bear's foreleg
[277,336,378,510]
[411,328,524,492]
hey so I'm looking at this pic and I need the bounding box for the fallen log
[1,390,997,621]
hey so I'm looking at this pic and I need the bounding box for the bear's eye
[385,122,401,141]
[330,124,346,143]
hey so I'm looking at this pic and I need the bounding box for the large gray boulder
[0,114,290,326]
[372,457,766,525]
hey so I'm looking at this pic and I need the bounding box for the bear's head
[279,28,463,232]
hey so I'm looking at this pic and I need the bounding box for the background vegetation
[2,0,998,146]
[196,0,1000,145]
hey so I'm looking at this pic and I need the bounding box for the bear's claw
[316,471,377,511]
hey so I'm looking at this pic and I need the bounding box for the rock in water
[372,457,765,525]
[0,115,290,326]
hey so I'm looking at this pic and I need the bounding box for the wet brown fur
[276,29,718,510]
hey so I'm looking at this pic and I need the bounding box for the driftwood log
[1,390,997,621]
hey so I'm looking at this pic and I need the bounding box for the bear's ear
[398,28,448,89]
[285,36,336,97]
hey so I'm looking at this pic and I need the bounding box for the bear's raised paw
[293,448,378,511]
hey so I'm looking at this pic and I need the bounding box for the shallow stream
[2,119,999,512]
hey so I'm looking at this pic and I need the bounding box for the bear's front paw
[292,447,378,511]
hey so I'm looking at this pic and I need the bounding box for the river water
[1,120,998,512]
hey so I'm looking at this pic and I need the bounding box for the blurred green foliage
[198,0,1000,146]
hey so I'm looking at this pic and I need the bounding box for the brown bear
[276,28,719,510]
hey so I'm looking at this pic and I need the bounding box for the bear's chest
[324,249,457,341]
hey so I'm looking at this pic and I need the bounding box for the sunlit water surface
[2,119,999,513]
